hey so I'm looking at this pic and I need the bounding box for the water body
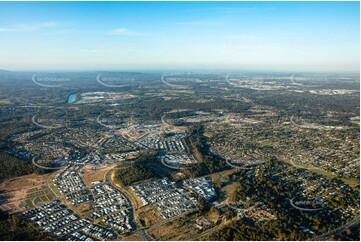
[66,93,77,104]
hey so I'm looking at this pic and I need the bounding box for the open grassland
[80,163,116,186]
[148,220,198,241]
[137,206,162,227]
[23,185,57,209]
[0,170,61,213]
[0,99,11,104]
[121,234,143,241]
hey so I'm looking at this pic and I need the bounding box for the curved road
[161,74,191,89]
[161,156,192,170]
[289,197,324,212]
[32,157,67,170]
[32,114,62,129]
[105,168,154,241]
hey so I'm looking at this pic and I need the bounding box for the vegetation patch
[0,152,48,181]
[114,150,160,186]
[0,214,54,241]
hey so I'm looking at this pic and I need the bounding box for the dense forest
[114,163,159,186]
[203,216,305,241]
[204,213,359,241]
[203,157,359,241]
[253,90,360,126]
[182,124,230,178]
[114,150,160,186]
[0,152,45,181]
[0,213,54,241]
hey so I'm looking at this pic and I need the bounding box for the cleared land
[122,234,144,241]
[137,206,162,227]
[0,171,61,213]
[80,163,116,186]
[23,185,57,208]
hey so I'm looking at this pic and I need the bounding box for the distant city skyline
[0,1,359,72]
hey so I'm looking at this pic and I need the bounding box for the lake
[67,93,77,104]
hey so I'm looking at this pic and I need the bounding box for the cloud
[109,28,145,36]
[0,28,23,32]
[80,48,137,53]
[43,29,75,36]
[37,22,62,28]
[0,21,62,33]
[112,28,126,34]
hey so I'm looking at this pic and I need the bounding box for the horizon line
[1,68,360,74]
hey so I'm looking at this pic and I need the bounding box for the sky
[0,1,359,72]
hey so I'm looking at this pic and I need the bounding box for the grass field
[80,164,115,186]
[0,99,11,104]
[23,184,57,209]
[210,169,236,185]
[148,215,199,241]
[48,183,62,197]
[280,156,360,187]
[121,234,143,241]
[137,206,162,227]
[0,171,61,212]
[60,196,91,217]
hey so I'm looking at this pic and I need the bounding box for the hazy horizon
[0,1,359,72]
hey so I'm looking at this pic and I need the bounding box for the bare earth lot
[0,171,61,213]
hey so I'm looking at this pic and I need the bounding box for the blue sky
[0,1,359,72]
